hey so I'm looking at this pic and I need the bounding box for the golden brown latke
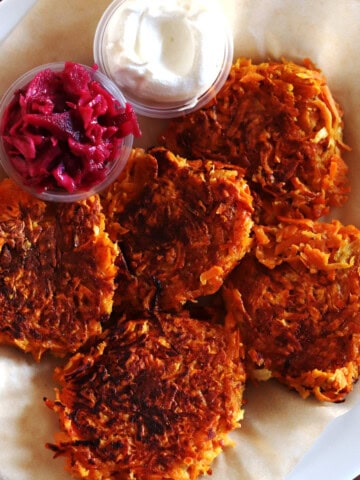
[159,57,350,224]
[101,147,253,314]
[45,312,246,480]
[223,218,360,402]
[0,178,118,360]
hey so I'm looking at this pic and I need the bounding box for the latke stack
[0,56,357,480]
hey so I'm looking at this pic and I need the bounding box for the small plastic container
[93,0,234,119]
[0,62,135,202]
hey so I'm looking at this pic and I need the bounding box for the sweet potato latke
[159,57,350,224]
[45,312,246,480]
[0,179,118,360]
[101,147,253,313]
[223,218,360,402]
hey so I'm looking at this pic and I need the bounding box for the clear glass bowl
[93,0,234,119]
[0,62,134,202]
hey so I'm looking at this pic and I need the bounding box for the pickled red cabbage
[1,62,141,193]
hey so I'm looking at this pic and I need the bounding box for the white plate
[0,0,38,44]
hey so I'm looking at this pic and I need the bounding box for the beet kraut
[0,62,140,194]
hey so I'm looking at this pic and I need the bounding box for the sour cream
[94,0,233,117]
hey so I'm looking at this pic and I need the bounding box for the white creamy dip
[101,0,229,106]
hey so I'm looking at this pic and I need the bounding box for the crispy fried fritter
[101,147,253,314]
[159,58,350,224]
[0,179,118,360]
[223,218,360,402]
[45,312,246,480]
